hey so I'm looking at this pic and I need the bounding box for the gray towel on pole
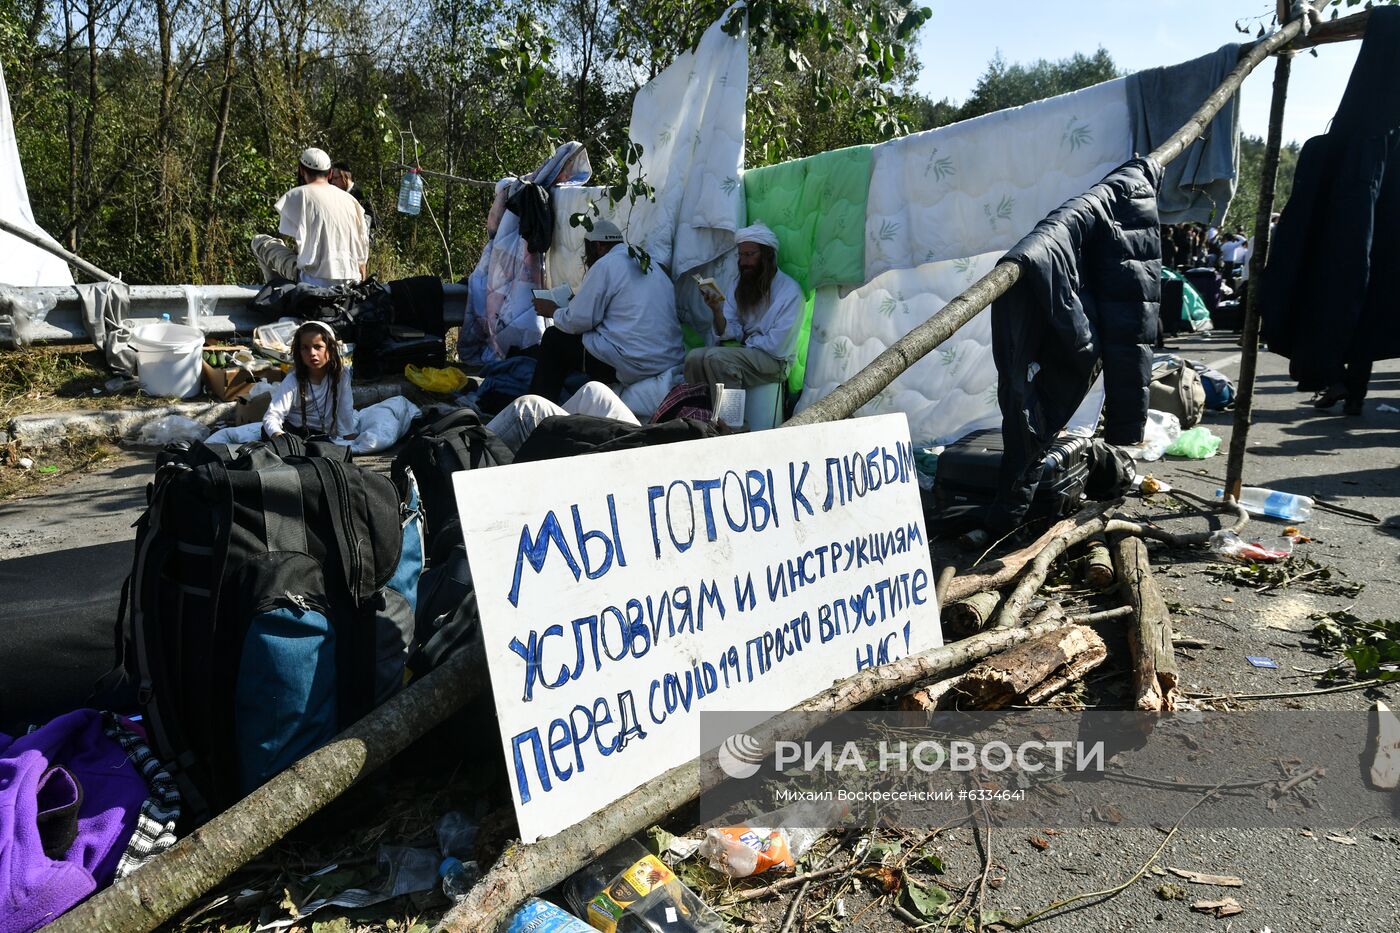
[1127,43,1242,225]
[75,280,135,374]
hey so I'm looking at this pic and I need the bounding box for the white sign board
[454,414,941,842]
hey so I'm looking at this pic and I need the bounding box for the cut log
[1110,531,1179,712]
[935,564,957,608]
[1083,535,1114,589]
[943,591,1002,638]
[950,624,1108,710]
[434,615,1074,933]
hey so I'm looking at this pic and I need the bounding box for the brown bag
[1149,358,1206,428]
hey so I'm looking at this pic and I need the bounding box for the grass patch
[0,346,166,417]
[0,435,119,500]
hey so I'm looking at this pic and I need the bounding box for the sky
[913,0,1360,146]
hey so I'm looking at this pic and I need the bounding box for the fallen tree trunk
[1110,531,1179,712]
[951,624,1107,710]
[49,640,488,933]
[435,616,1074,932]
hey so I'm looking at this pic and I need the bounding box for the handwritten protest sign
[453,414,940,842]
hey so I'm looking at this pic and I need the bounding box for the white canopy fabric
[0,60,73,287]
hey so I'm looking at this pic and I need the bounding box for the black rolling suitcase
[933,429,1091,520]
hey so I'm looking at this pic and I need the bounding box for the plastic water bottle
[440,856,481,902]
[397,169,423,215]
[1215,486,1313,521]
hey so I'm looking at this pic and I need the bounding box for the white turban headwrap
[735,222,780,253]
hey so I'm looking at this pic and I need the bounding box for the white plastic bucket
[130,322,205,398]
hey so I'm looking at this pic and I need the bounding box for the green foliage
[953,48,1120,123]
[1223,134,1301,231]
[3,0,939,283]
[1311,609,1400,683]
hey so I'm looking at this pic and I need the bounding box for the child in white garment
[262,320,358,440]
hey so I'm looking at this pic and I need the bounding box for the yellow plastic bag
[405,364,468,394]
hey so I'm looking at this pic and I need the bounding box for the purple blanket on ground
[1,709,148,932]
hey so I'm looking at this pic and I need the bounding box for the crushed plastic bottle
[440,856,482,901]
[1208,529,1292,562]
[1215,486,1313,521]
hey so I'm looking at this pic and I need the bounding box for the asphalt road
[1,332,1397,930]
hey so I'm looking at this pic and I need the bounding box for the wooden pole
[0,215,122,284]
[787,13,1311,428]
[1224,49,1294,500]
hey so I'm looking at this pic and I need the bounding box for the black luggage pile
[114,434,423,820]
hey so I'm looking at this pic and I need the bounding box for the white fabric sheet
[801,76,1132,446]
[0,61,73,287]
[863,77,1132,280]
[623,3,748,277]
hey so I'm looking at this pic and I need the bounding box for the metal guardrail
[2,283,470,346]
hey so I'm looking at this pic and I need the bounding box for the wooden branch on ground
[944,514,1082,605]
[434,616,1075,932]
[1110,532,1179,712]
[949,625,1108,710]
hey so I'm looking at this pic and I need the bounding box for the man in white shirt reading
[528,219,683,402]
[251,147,369,287]
[685,222,803,389]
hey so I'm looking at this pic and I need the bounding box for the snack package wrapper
[701,800,849,878]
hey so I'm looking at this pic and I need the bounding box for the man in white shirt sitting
[251,147,370,288]
[685,222,803,389]
[528,219,683,402]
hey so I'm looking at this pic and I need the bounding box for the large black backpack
[391,408,512,554]
[514,415,722,462]
[391,410,510,679]
[116,434,422,820]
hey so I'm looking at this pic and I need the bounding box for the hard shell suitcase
[933,429,1090,520]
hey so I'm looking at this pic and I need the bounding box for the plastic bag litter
[138,415,211,446]
[1208,529,1292,562]
[1119,410,1180,462]
[1166,425,1221,459]
[405,364,469,394]
[205,421,262,446]
[0,285,58,347]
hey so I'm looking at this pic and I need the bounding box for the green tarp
[743,144,873,392]
[1162,267,1211,331]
